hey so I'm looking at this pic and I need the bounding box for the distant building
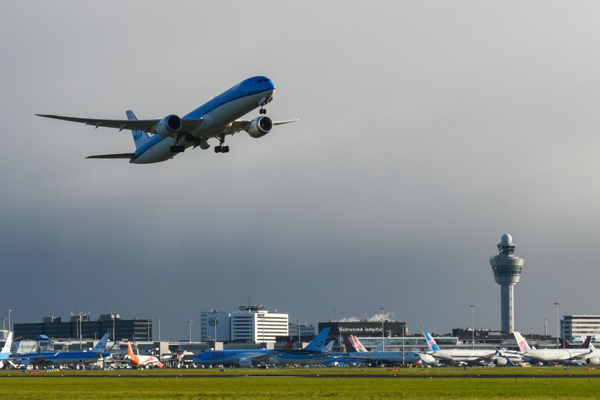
[14,312,152,341]
[318,321,407,338]
[561,315,600,341]
[288,322,316,342]
[200,305,289,344]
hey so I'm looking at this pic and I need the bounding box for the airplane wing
[224,119,300,135]
[35,114,201,134]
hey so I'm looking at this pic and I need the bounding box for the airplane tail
[92,333,110,353]
[343,336,356,352]
[423,332,441,351]
[323,341,334,352]
[513,332,532,352]
[303,328,330,352]
[126,341,139,365]
[582,336,592,349]
[126,110,150,150]
[0,332,13,360]
[560,338,571,348]
[350,335,369,353]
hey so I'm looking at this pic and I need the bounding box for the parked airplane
[513,332,599,365]
[11,333,110,368]
[193,328,331,367]
[0,332,13,369]
[423,332,513,366]
[125,341,163,369]
[343,335,429,366]
[37,76,298,163]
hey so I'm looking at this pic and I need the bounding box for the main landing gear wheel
[170,145,185,153]
[214,146,230,153]
[259,108,267,114]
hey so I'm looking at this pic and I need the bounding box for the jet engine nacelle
[586,357,600,365]
[246,116,273,139]
[493,357,508,366]
[238,358,252,368]
[155,114,182,137]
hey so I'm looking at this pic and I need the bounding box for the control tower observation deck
[489,234,524,334]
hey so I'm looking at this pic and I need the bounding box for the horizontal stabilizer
[86,153,135,159]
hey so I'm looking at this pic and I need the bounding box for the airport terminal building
[200,305,289,344]
[561,315,600,341]
[318,320,407,338]
[14,312,152,341]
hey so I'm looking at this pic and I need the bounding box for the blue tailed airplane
[11,333,110,368]
[37,76,298,163]
[193,328,330,367]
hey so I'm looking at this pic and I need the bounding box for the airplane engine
[371,359,385,368]
[493,357,508,366]
[238,358,252,368]
[586,357,600,365]
[246,116,273,138]
[155,114,182,137]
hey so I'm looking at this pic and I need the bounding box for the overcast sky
[1,1,600,341]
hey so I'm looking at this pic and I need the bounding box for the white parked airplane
[423,332,515,366]
[513,332,599,365]
[37,76,298,163]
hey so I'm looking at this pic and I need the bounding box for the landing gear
[170,145,185,153]
[214,133,230,154]
[259,107,267,114]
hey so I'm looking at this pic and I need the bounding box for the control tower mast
[489,234,524,333]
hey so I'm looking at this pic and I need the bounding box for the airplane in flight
[125,341,163,369]
[193,328,331,367]
[512,332,599,365]
[0,332,13,369]
[342,335,431,366]
[422,331,517,366]
[10,333,110,368]
[36,76,299,164]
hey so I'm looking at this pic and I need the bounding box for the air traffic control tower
[489,234,524,333]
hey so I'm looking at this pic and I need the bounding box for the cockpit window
[257,78,268,83]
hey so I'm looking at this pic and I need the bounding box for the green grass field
[1,367,600,399]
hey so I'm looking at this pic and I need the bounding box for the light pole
[380,307,385,352]
[297,319,301,346]
[188,320,193,342]
[8,310,12,332]
[158,317,162,342]
[113,314,116,342]
[554,302,560,348]
[470,305,476,350]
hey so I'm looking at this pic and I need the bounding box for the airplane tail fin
[126,341,139,365]
[513,332,532,352]
[560,338,571,348]
[0,332,13,360]
[126,110,150,150]
[303,328,330,352]
[323,341,334,352]
[582,336,592,349]
[423,332,441,351]
[343,336,356,352]
[350,335,369,353]
[92,333,110,353]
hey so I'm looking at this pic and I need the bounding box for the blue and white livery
[193,328,331,367]
[37,76,298,163]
